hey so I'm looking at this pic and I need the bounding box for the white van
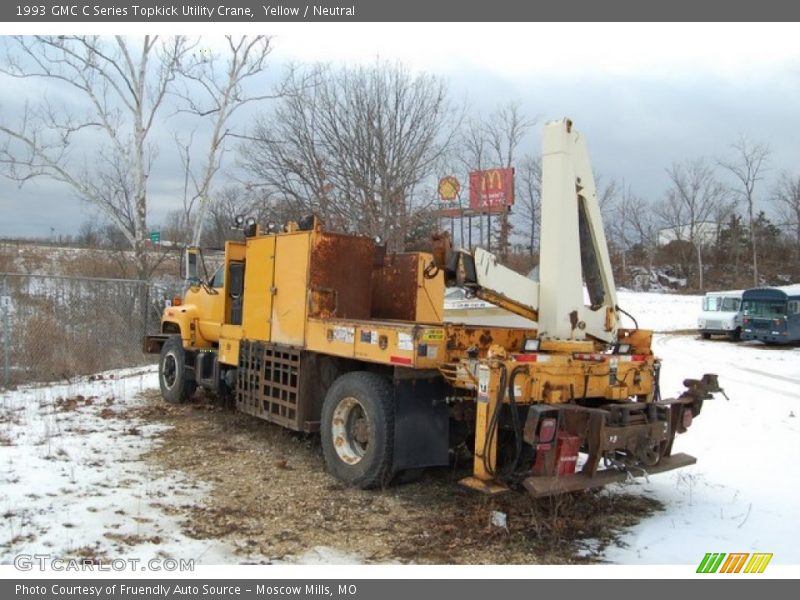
[698,290,744,340]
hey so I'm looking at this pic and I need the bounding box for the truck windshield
[211,266,224,288]
[703,296,741,311]
[742,300,786,318]
[721,297,741,311]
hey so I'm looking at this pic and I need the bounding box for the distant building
[657,221,717,246]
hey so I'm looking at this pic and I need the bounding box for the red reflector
[556,432,581,476]
[390,355,413,366]
[682,409,693,430]
[631,354,646,362]
[573,353,605,362]
[512,354,538,362]
[538,418,557,444]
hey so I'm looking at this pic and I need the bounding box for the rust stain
[569,310,579,330]
[309,232,374,320]
[371,253,420,321]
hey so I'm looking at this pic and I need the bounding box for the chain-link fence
[0,272,185,388]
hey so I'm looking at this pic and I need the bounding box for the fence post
[2,274,9,387]
[143,281,150,339]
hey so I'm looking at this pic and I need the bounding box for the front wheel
[159,336,196,404]
[320,372,394,489]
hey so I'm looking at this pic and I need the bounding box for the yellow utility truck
[144,119,722,497]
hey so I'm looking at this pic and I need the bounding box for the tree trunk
[697,244,704,290]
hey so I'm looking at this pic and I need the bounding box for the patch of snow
[0,367,255,565]
[598,334,800,564]
[616,291,702,332]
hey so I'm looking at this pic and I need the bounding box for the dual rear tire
[320,372,395,489]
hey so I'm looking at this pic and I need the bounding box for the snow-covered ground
[444,289,702,332]
[1,290,798,566]
[0,368,365,566]
[0,368,248,565]
[600,332,800,564]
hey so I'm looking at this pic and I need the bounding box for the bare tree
[485,103,535,260]
[0,35,191,280]
[203,185,281,248]
[456,115,490,248]
[241,61,456,251]
[457,103,535,258]
[592,172,622,272]
[606,182,637,284]
[176,35,277,247]
[718,136,770,286]
[772,171,800,260]
[660,158,727,289]
[515,154,541,256]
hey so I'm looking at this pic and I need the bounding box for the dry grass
[132,391,663,564]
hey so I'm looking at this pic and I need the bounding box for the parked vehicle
[143,119,723,499]
[741,285,800,344]
[698,290,744,340]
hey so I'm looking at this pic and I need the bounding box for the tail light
[743,317,750,325]
[538,418,557,444]
[172,297,183,306]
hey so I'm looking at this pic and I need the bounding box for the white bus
[698,290,744,340]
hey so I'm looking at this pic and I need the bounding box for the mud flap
[392,376,449,472]
[522,452,697,498]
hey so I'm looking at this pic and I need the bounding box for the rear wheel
[729,328,742,342]
[701,332,711,340]
[159,336,196,404]
[320,372,394,488]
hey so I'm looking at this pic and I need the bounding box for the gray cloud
[1,37,798,239]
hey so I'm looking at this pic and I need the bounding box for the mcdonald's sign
[468,167,514,212]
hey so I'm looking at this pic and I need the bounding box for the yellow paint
[306,318,426,367]
[270,232,312,346]
[413,253,445,323]
[242,236,276,341]
[218,324,242,366]
[538,339,595,353]
[472,364,500,481]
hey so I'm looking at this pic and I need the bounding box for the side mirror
[184,247,200,282]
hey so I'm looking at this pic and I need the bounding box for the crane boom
[437,118,620,343]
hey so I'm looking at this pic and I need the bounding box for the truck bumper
[522,452,696,497]
[143,334,169,354]
[743,330,789,344]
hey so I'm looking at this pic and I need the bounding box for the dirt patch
[133,390,662,564]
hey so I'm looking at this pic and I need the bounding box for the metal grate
[236,340,303,430]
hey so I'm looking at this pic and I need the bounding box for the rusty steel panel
[443,324,537,358]
[371,253,420,322]
[309,232,374,320]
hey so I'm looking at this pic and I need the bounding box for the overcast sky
[0,22,799,239]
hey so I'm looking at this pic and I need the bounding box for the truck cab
[698,290,743,340]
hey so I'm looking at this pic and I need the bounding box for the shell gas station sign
[437,176,461,202]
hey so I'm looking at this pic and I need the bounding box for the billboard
[469,167,514,212]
